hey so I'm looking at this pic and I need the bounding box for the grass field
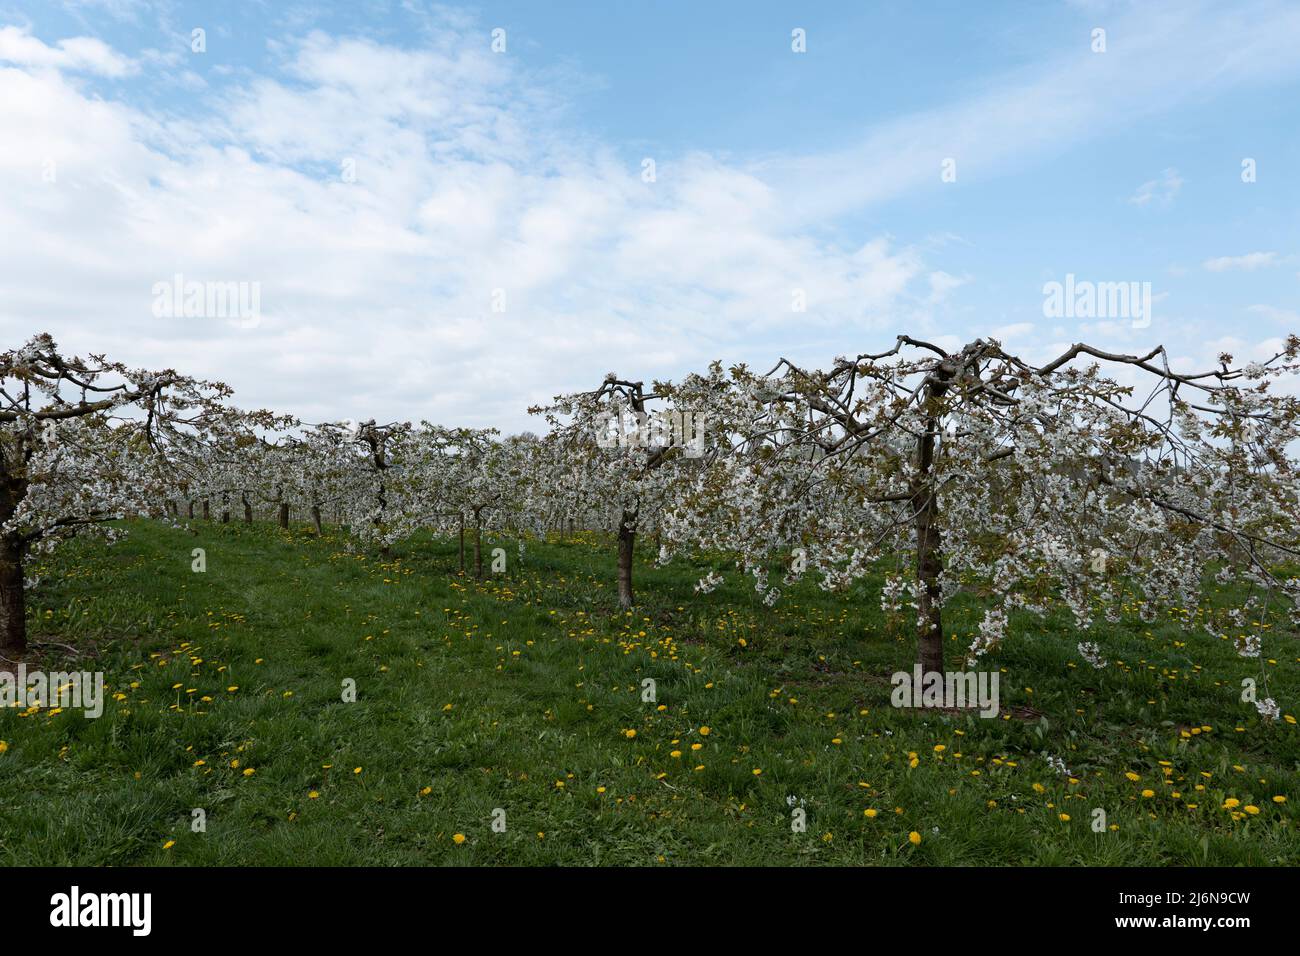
[1,519,1296,866]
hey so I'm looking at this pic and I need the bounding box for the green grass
[1,519,1297,865]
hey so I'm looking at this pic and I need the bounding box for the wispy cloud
[1247,304,1300,324]
[1129,167,1182,206]
[1203,252,1279,272]
[758,0,1300,220]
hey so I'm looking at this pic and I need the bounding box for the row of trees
[4,333,1299,697]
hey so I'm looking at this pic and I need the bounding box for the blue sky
[0,0,1296,430]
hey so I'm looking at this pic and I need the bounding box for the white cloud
[0,25,137,77]
[926,271,969,305]
[1247,304,1300,324]
[1129,168,1183,206]
[0,29,930,432]
[1203,252,1278,272]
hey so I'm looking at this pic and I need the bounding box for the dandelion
[908,831,921,845]
[162,840,175,850]
[452,833,466,845]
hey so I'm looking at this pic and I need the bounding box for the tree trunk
[473,509,483,579]
[243,494,253,523]
[220,491,230,524]
[188,500,195,519]
[202,499,210,520]
[913,366,953,674]
[458,515,466,573]
[617,510,636,609]
[311,505,322,536]
[0,536,26,659]
[278,502,289,529]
